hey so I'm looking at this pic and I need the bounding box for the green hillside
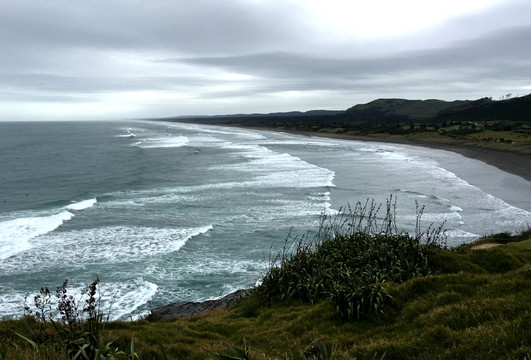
[345,98,469,120]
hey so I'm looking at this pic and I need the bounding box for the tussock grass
[256,198,443,321]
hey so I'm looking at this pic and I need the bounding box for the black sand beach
[269,129,531,182]
[218,125,531,212]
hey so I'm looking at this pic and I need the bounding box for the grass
[1,222,530,359]
[255,199,435,320]
[327,128,531,154]
[257,231,428,320]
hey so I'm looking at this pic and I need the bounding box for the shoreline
[240,126,531,182]
[260,128,531,212]
[163,120,531,210]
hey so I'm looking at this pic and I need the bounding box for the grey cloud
[1,1,307,55]
[1,0,313,102]
[1,0,530,119]
[175,25,531,89]
[0,90,93,104]
[12,19,525,107]
[0,73,209,93]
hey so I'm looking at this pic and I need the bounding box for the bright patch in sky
[217,73,255,81]
[113,91,195,102]
[296,0,504,39]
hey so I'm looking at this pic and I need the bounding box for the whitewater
[0,120,529,320]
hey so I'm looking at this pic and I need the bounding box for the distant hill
[343,95,531,124]
[345,98,469,121]
[163,109,342,122]
[434,94,531,123]
[155,95,531,127]
[213,110,343,118]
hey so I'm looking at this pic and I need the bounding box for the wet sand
[272,129,531,182]
[231,126,531,212]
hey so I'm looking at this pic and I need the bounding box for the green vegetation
[304,95,531,154]
[345,98,456,120]
[4,278,138,360]
[258,231,424,321]
[168,94,531,155]
[2,214,530,359]
[256,199,439,321]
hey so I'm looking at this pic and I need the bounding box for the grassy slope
[2,233,531,360]
[313,127,531,154]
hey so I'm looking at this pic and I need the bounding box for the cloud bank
[1,0,530,120]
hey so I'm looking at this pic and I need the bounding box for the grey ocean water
[1,120,530,320]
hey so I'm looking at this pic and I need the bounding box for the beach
[266,129,531,182]
[217,125,531,213]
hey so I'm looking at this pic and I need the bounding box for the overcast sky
[2,0,531,121]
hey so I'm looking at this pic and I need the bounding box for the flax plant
[257,197,445,320]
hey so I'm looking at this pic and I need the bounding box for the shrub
[18,278,137,360]
[257,197,440,320]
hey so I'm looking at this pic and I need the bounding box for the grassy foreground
[2,229,531,359]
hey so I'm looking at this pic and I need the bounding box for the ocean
[1,120,530,320]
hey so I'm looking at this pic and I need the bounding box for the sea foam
[0,199,97,260]
[99,279,159,320]
[0,278,159,321]
[138,136,189,148]
[0,211,73,259]
[210,142,336,189]
[65,198,97,211]
[0,225,214,272]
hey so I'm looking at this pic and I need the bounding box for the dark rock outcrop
[149,289,251,320]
